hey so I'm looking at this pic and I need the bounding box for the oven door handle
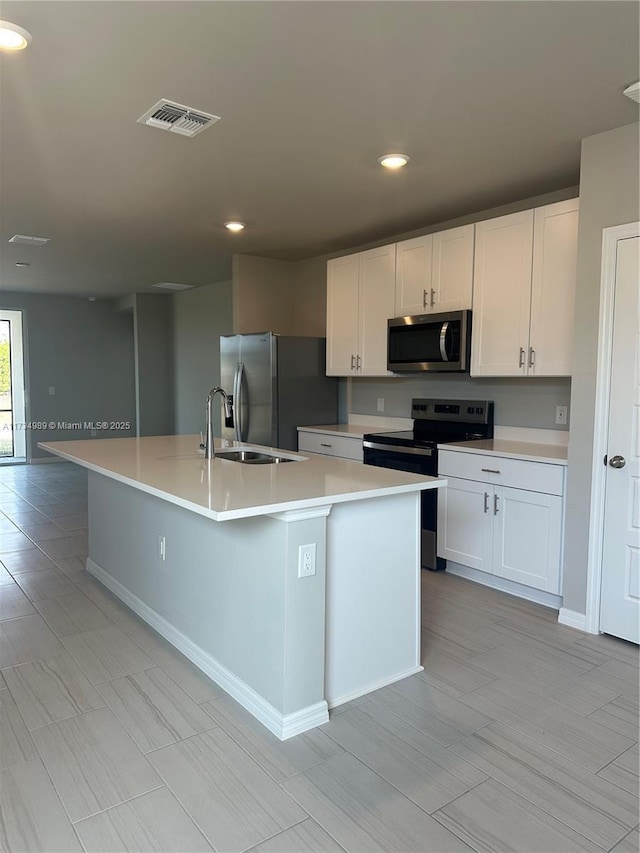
[363,441,433,457]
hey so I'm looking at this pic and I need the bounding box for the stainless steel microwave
[387,310,472,372]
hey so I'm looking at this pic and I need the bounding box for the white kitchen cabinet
[297,429,363,461]
[394,224,474,316]
[437,449,565,594]
[471,199,578,377]
[326,244,395,376]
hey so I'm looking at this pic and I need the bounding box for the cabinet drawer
[438,450,564,495]
[298,431,363,461]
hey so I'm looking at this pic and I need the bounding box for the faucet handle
[199,430,206,451]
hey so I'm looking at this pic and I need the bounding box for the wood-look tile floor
[0,463,638,853]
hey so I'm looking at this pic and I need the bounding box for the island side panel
[86,471,327,731]
[325,491,422,707]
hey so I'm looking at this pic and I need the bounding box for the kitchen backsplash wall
[349,375,571,430]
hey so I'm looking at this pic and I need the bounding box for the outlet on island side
[298,543,316,578]
[377,397,385,413]
[555,406,568,425]
[157,534,166,561]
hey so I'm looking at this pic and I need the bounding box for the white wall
[172,280,234,435]
[563,121,640,614]
[0,292,136,460]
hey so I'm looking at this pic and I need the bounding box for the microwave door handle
[439,321,450,362]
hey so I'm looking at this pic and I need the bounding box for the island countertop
[39,434,445,521]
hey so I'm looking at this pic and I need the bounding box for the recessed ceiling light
[378,153,410,170]
[0,20,32,51]
[224,221,246,232]
[623,81,640,104]
[15,262,30,268]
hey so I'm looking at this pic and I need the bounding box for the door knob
[609,455,626,469]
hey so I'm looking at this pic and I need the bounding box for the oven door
[363,441,443,571]
[387,310,470,372]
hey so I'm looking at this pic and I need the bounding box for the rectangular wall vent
[8,234,51,247]
[137,100,220,138]
[152,282,194,291]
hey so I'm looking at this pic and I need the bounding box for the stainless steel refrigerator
[220,333,338,451]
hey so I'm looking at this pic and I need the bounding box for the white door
[600,235,640,644]
[437,477,493,572]
[358,244,396,376]
[529,199,579,377]
[471,210,533,376]
[395,235,433,316]
[493,486,562,593]
[326,255,359,376]
[432,224,475,313]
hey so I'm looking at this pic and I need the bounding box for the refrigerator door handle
[233,362,245,442]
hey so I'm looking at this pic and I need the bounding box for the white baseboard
[29,456,66,464]
[558,607,588,632]
[445,562,563,610]
[86,558,329,739]
[328,665,424,710]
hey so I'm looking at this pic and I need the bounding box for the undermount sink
[215,450,294,465]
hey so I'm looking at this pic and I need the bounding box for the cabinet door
[492,486,562,592]
[432,224,474,312]
[358,244,396,376]
[395,235,433,316]
[326,255,359,376]
[529,199,579,377]
[437,477,493,573]
[471,210,534,376]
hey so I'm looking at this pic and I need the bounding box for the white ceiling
[0,1,638,297]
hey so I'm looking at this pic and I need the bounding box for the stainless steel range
[363,398,494,571]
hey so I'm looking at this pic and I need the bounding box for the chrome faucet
[200,387,234,459]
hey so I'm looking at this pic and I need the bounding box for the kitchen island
[39,435,444,739]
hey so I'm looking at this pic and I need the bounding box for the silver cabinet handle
[423,289,428,309]
[529,347,535,368]
[351,354,356,371]
[609,455,626,469]
[483,492,489,513]
[430,288,436,307]
[320,443,332,448]
[356,354,362,370]
[481,468,501,474]
[519,347,526,368]
[493,493,499,515]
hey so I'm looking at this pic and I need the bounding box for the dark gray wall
[172,280,234,436]
[134,294,174,437]
[350,375,571,429]
[0,292,136,459]
[563,121,640,614]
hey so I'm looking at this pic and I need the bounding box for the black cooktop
[364,398,494,449]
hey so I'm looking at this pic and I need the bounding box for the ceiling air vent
[137,99,220,138]
[152,282,194,291]
[8,234,51,247]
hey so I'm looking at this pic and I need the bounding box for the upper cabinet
[395,224,474,316]
[471,198,579,377]
[326,244,395,376]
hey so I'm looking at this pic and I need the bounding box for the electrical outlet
[298,543,316,578]
[377,397,385,413]
[91,429,97,437]
[157,534,166,561]
[48,386,55,396]
[555,406,568,425]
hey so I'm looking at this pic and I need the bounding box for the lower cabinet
[297,429,363,461]
[437,451,565,594]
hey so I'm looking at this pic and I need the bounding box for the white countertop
[297,424,387,438]
[437,438,568,465]
[39,435,444,522]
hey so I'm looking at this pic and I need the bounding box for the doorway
[586,222,640,643]
[0,310,27,463]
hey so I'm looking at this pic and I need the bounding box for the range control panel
[411,398,493,425]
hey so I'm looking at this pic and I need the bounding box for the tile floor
[0,462,638,853]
